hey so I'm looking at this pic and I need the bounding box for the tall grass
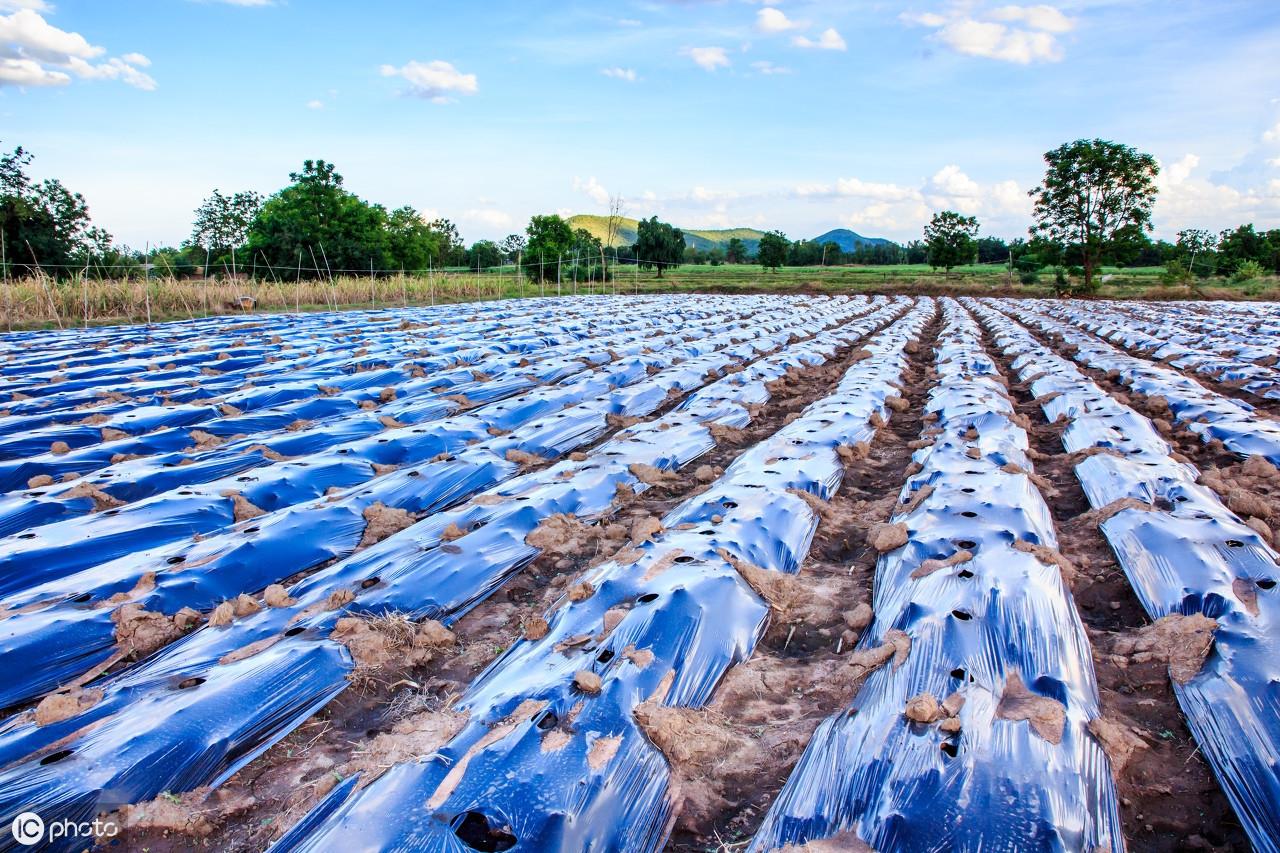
[2,264,1276,331]
[0,270,616,330]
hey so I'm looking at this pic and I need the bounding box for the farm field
[6,263,1279,332]
[0,294,1277,852]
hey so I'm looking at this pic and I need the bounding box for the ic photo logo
[9,809,119,846]
[10,812,43,845]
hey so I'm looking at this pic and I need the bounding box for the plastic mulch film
[749,299,1123,852]
[1055,299,1280,401]
[1014,299,1280,466]
[976,298,1280,853]
[0,302,778,597]
[0,298,896,849]
[0,299,878,711]
[263,301,933,853]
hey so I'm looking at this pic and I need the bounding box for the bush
[1161,259,1193,285]
[1019,270,1040,285]
[1232,260,1264,283]
[1051,266,1071,297]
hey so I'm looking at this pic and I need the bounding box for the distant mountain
[566,216,892,255]
[567,215,770,253]
[808,229,893,252]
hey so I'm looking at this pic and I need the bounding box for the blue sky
[3,0,1279,249]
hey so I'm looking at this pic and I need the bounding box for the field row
[0,295,1277,851]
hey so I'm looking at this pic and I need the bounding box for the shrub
[1161,260,1193,285]
[1232,260,1264,283]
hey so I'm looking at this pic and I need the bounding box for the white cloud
[902,3,1074,64]
[901,11,947,27]
[379,59,477,103]
[573,176,610,206]
[462,208,514,230]
[795,164,1031,236]
[306,99,324,109]
[756,7,802,34]
[942,19,1060,63]
[0,55,65,85]
[1164,153,1199,185]
[0,0,51,11]
[601,66,637,82]
[616,18,641,27]
[796,176,918,202]
[0,8,100,62]
[751,60,791,75]
[792,27,846,51]
[0,9,155,89]
[684,46,730,71]
[990,4,1074,34]
[1264,120,1280,143]
[64,55,156,90]
[1153,153,1280,235]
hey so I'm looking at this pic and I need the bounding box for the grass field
[2,262,1276,330]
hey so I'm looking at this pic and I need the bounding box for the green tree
[757,230,789,271]
[1175,228,1216,278]
[1217,224,1276,275]
[975,236,1009,264]
[1029,138,1159,293]
[633,216,685,277]
[246,159,392,279]
[524,214,574,283]
[428,218,466,266]
[1,143,105,278]
[385,206,443,272]
[499,234,526,260]
[924,210,979,275]
[467,240,503,270]
[725,237,748,264]
[188,189,263,272]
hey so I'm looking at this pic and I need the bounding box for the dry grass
[3,267,1277,331]
[0,272,556,330]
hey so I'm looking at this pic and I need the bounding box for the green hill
[567,215,770,253]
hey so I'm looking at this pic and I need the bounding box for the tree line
[3,138,1278,292]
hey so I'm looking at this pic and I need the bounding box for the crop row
[0,295,901,847]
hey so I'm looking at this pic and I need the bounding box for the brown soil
[992,323,1251,851]
[109,312,893,852]
[664,307,941,851]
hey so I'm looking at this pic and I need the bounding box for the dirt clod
[996,670,1066,744]
[866,521,909,552]
[1111,614,1218,684]
[33,688,104,726]
[359,502,416,548]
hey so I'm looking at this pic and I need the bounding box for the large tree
[1029,138,1159,293]
[1,143,106,278]
[524,214,574,283]
[467,239,503,270]
[428,218,466,266]
[499,233,526,260]
[924,210,979,275]
[1175,228,1216,278]
[725,237,748,264]
[757,230,789,272]
[633,216,685,277]
[385,206,445,272]
[246,159,392,279]
[188,189,263,271]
